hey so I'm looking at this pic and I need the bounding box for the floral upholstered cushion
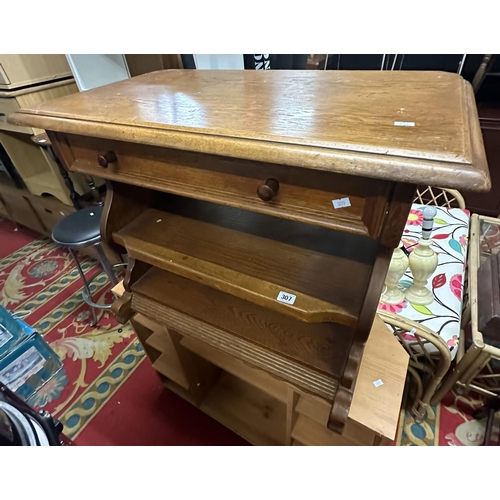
[378,204,470,360]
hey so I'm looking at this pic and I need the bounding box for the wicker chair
[378,186,467,421]
[413,186,466,210]
[431,214,500,402]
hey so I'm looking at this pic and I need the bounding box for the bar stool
[52,206,123,326]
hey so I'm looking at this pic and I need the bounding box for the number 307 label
[332,197,351,209]
[276,291,297,305]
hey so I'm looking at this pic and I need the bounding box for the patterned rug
[0,218,145,442]
[395,382,488,446]
[0,217,492,445]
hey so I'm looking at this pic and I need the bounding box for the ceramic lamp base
[380,287,405,305]
[381,247,409,305]
[405,285,434,305]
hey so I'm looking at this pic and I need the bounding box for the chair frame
[378,186,467,421]
[433,214,500,401]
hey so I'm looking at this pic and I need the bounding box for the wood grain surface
[348,315,409,439]
[131,268,353,380]
[201,372,288,446]
[131,292,339,401]
[59,132,391,237]
[128,301,407,443]
[293,315,408,441]
[100,181,152,255]
[114,205,376,325]
[180,335,289,403]
[9,70,490,191]
[23,69,487,438]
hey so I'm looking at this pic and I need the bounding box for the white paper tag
[394,121,415,127]
[332,197,351,209]
[373,379,384,388]
[276,291,297,305]
[409,327,417,335]
[0,346,45,391]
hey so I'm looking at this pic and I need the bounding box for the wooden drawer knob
[257,178,279,202]
[97,151,117,168]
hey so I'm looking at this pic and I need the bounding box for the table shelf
[128,310,407,445]
[201,372,287,446]
[132,268,351,383]
[115,200,376,326]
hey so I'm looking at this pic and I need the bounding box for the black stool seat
[52,206,103,248]
[50,204,123,326]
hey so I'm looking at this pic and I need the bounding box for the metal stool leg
[95,244,119,287]
[68,248,98,326]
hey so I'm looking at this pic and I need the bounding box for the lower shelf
[132,267,351,388]
[129,313,387,446]
[200,372,287,446]
[180,335,289,404]
[291,414,358,446]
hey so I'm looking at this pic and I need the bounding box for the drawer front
[28,195,75,235]
[0,189,46,234]
[55,133,392,238]
[0,97,32,134]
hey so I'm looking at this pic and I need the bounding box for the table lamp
[405,206,438,305]
[381,247,409,304]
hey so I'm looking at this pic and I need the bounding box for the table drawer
[55,133,392,238]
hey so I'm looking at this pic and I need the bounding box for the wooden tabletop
[9,70,489,191]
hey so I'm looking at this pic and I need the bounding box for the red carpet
[76,357,249,446]
[0,216,247,445]
[0,219,40,258]
[0,216,490,445]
